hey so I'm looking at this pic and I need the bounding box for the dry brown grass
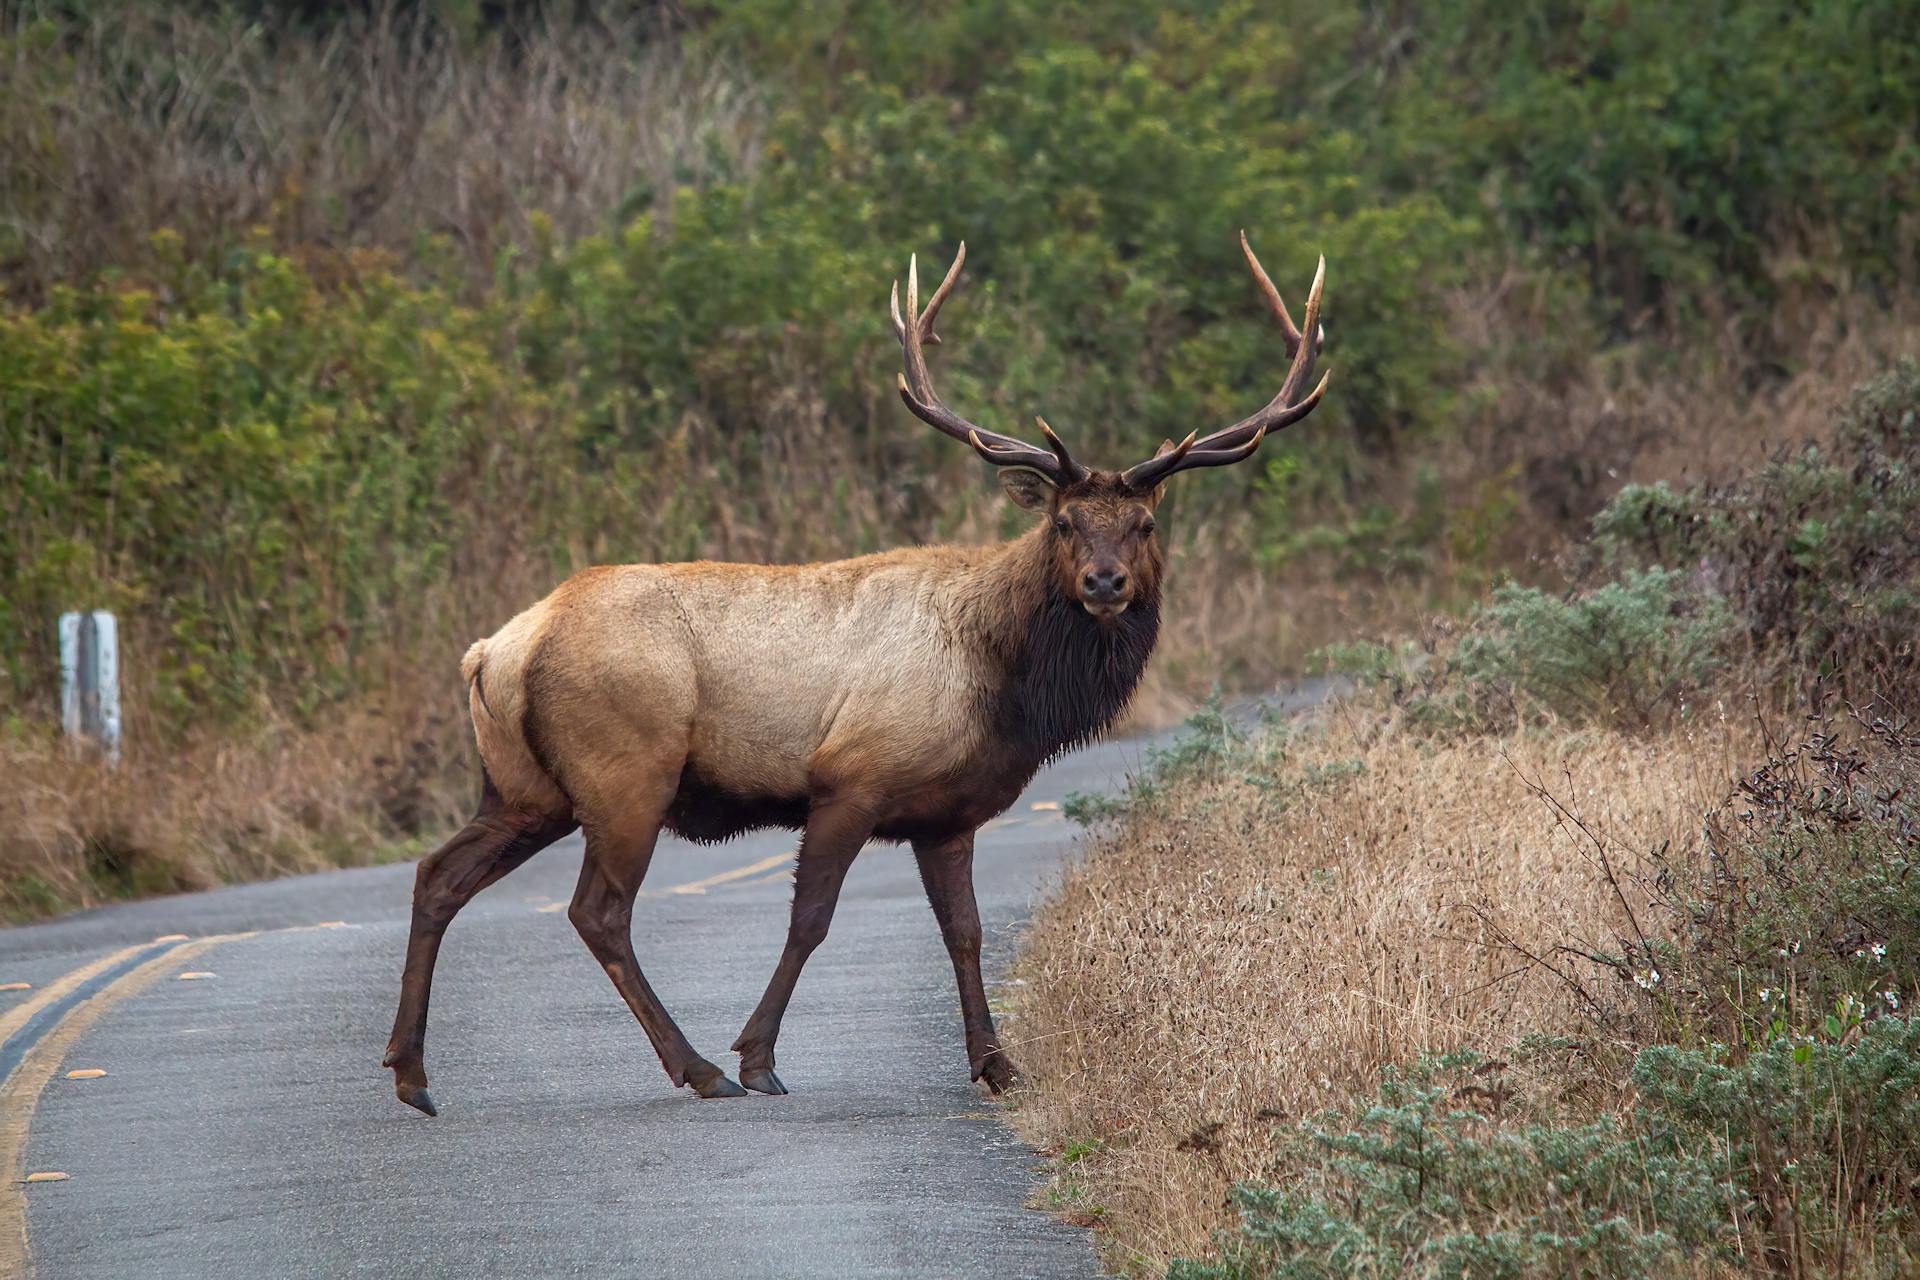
[0,3,759,297]
[1006,703,1765,1273]
[0,692,471,920]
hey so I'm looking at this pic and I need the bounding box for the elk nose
[1082,567,1129,601]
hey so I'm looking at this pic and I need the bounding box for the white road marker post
[58,610,121,767]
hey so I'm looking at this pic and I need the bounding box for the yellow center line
[0,932,248,1278]
[661,850,796,895]
[0,945,150,1049]
[532,848,798,911]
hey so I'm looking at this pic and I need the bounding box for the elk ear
[1000,467,1056,511]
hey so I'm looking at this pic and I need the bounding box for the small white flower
[1885,990,1902,1010]
[1633,968,1662,990]
[1759,989,1773,1003]
[1871,943,1887,960]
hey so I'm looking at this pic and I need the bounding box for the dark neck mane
[974,531,1161,770]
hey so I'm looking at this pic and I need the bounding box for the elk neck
[959,524,1161,772]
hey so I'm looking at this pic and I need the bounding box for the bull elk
[384,233,1329,1113]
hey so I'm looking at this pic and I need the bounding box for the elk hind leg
[385,781,574,1116]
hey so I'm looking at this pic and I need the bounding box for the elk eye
[1141,518,1156,535]
[1053,515,1071,535]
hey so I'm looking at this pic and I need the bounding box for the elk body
[384,234,1330,1112]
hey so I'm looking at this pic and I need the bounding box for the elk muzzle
[1079,563,1133,618]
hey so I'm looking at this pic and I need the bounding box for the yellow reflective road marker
[1030,801,1061,811]
[0,985,28,994]
[176,972,216,981]
[63,1070,105,1080]
[22,1174,66,1184]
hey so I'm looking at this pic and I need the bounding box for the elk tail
[461,639,493,720]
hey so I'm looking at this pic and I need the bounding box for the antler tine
[1240,230,1301,356]
[920,242,965,343]
[892,243,1085,485]
[1275,254,1325,405]
[1033,415,1080,477]
[1121,240,1331,490]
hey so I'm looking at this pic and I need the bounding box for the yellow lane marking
[0,985,29,994]
[735,866,796,887]
[176,972,216,981]
[152,935,188,944]
[535,849,798,911]
[662,851,795,895]
[22,1174,65,1185]
[0,946,148,1049]
[0,935,238,1276]
[1030,801,1061,812]
[62,1071,104,1081]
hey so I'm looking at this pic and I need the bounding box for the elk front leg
[569,810,747,1099]
[732,792,876,1095]
[913,830,1017,1092]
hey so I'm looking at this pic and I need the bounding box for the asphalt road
[0,716,1227,1279]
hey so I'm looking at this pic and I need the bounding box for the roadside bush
[1181,1021,1920,1280]
[1174,1051,1736,1280]
[1406,567,1735,731]
[1592,361,1920,708]
[1614,708,1920,1053]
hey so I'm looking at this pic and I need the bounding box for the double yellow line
[0,933,242,1278]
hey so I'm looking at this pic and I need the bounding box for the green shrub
[1632,1021,1920,1274]
[1624,708,1920,1053]
[1180,1022,1920,1280]
[1408,567,1735,730]
[1065,695,1250,825]
[1173,1050,1736,1280]
[1592,360,1920,707]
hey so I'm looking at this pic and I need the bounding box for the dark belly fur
[663,770,810,844]
[662,764,1033,847]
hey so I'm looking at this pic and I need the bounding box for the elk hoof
[686,1063,749,1099]
[975,1051,1021,1095]
[740,1067,788,1095]
[396,1083,438,1116]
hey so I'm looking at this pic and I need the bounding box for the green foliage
[1411,567,1735,730]
[1173,1050,1737,1280]
[0,245,593,723]
[1592,360,1920,706]
[1181,1021,1920,1280]
[1065,695,1248,825]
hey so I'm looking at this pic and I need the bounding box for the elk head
[891,234,1330,620]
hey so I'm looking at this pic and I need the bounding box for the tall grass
[0,3,760,298]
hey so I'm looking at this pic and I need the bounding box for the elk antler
[1121,231,1331,490]
[892,244,1085,487]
